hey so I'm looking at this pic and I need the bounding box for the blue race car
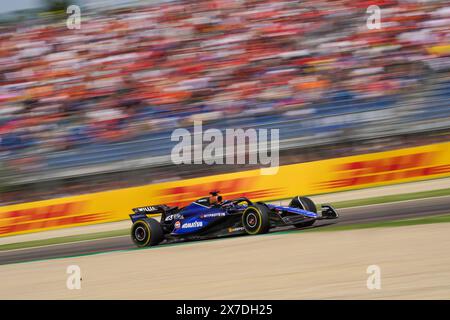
[129,191,338,247]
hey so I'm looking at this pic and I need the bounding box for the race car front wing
[318,205,339,219]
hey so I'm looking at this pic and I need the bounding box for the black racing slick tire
[242,204,270,235]
[289,196,317,228]
[131,218,164,247]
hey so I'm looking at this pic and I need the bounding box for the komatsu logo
[181,221,203,229]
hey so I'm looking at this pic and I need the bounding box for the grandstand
[0,0,449,204]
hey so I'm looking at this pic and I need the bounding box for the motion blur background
[0,0,449,205]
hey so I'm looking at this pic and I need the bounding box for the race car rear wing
[132,205,170,215]
[129,204,178,223]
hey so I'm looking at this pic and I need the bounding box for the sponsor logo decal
[156,177,282,207]
[174,221,181,229]
[165,213,184,221]
[0,202,108,236]
[318,152,450,189]
[228,227,245,233]
[181,221,203,229]
[200,212,226,218]
[137,206,159,212]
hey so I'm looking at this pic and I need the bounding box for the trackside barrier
[1,141,449,236]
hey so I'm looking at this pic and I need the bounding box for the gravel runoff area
[1,177,449,246]
[1,222,449,299]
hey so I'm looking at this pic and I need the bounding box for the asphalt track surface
[1,196,450,265]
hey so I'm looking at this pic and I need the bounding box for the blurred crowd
[0,0,450,205]
[1,0,450,156]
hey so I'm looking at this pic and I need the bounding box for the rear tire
[131,218,164,247]
[242,204,270,235]
[289,196,317,228]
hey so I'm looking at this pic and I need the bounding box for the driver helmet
[209,190,222,205]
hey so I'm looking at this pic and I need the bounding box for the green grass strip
[0,229,129,251]
[330,188,450,209]
[299,213,450,233]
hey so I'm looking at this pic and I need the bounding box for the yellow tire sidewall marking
[243,207,263,235]
[134,220,152,246]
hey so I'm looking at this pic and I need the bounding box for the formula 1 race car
[129,191,339,247]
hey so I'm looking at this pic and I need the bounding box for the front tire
[131,218,164,247]
[242,204,270,235]
[289,196,317,228]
